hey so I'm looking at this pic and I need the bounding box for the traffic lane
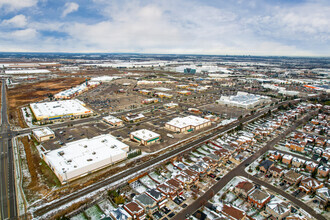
[243,174,326,220]
[0,140,9,219]
[7,139,17,219]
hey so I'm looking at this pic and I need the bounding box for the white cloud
[62,2,79,18]
[2,14,27,28]
[0,0,38,10]
[0,0,329,56]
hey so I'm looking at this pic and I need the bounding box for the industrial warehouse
[165,115,211,133]
[217,91,270,109]
[38,134,130,183]
[30,99,93,123]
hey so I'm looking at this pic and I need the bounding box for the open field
[8,77,86,127]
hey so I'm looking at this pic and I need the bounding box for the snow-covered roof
[166,115,210,129]
[5,69,51,74]
[267,197,290,215]
[42,134,129,179]
[103,115,123,124]
[32,127,54,138]
[30,99,92,119]
[131,129,160,141]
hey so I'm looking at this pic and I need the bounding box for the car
[279,182,284,186]
[244,163,250,167]
[216,177,221,181]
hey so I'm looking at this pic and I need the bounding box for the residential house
[305,161,318,173]
[123,201,146,220]
[166,179,184,195]
[183,168,199,182]
[217,204,249,220]
[110,208,132,220]
[259,160,274,173]
[299,177,324,194]
[269,166,284,178]
[248,189,271,209]
[145,188,167,208]
[269,151,283,161]
[266,197,291,220]
[292,157,305,168]
[317,166,329,177]
[234,181,255,198]
[283,170,304,185]
[316,187,330,210]
[175,173,193,186]
[282,154,293,165]
[134,193,157,214]
[157,183,177,200]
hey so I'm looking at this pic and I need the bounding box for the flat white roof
[125,113,145,121]
[164,103,178,107]
[32,127,54,137]
[43,134,129,176]
[5,69,51,74]
[154,87,172,91]
[103,115,123,123]
[166,115,210,129]
[30,99,92,119]
[131,129,160,141]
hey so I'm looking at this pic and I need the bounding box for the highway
[172,110,326,220]
[32,100,297,217]
[0,80,17,220]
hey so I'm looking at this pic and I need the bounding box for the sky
[0,0,329,56]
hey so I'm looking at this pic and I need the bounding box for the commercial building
[163,103,178,109]
[32,127,55,142]
[130,129,161,146]
[165,115,211,133]
[217,92,270,109]
[54,81,100,99]
[177,90,191,95]
[38,134,129,184]
[154,92,173,98]
[103,115,123,127]
[30,99,93,123]
[123,113,145,123]
[141,98,158,104]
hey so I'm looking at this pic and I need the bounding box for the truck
[167,133,174,139]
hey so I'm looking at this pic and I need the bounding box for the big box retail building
[38,134,129,183]
[30,99,93,124]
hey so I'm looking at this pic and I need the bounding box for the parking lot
[42,122,108,150]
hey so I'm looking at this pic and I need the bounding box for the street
[0,80,17,220]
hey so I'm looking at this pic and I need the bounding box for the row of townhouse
[269,151,330,177]
[109,139,235,220]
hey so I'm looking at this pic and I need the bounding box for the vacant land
[20,136,61,203]
[8,77,86,127]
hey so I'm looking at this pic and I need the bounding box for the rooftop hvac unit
[58,151,64,156]
[84,145,88,148]
[87,158,93,162]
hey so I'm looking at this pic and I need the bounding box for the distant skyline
[0,0,329,56]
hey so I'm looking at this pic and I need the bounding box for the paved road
[0,80,17,220]
[33,99,290,217]
[243,175,326,220]
[173,111,322,220]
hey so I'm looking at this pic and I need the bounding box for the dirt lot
[19,136,61,203]
[8,77,86,127]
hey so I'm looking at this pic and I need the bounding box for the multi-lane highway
[0,80,17,220]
